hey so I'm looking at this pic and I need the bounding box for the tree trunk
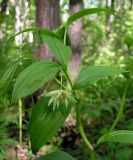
[35,0,60,59]
[111,0,115,8]
[69,0,83,79]
[106,0,115,35]
[0,0,8,13]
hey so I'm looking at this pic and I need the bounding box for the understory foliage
[0,2,133,160]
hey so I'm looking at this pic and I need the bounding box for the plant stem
[76,101,94,151]
[109,80,129,131]
[64,26,67,45]
[90,150,95,160]
[18,99,22,146]
[63,68,94,158]
[62,30,94,158]
[31,95,35,107]
[62,68,73,89]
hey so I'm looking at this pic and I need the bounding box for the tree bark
[35,0,60,59]
[69,0,83,79]
[0,0,8,13]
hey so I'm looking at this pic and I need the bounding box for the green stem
[31,95,35,107]
[90,150,95,160]
[55,78,72,94]
[61,68,63,90]
[109,80,129,132]
[62,68,73,89]
[76,101,94,151]
[18,99,22,146]
[62,68,94,156]
[63,26,67,45]
[62,30,94,159]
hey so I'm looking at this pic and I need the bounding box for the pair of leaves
[12,60,59,102]
[37,151,75,160]
[28,97,73,154]
[98,130,133,145]
[0,61,19,96]
[73,66,123,90]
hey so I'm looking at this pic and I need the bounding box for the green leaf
[40,32,72,66]
[28,97,73,154]
[0,61,19,96]
[36,151,75,160]
[9,27,72,66]
[124,36,133,50]
[98,130,133,144]
[9,28,59,41]
[12,60,59,102]
[73,66,123,89]
[67,8,115,25]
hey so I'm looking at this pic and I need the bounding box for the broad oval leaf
[12,61,59,102]
[0,61,19,96]
[98,130,133,144]
[28,97,73,154]
[36,151,75,160]
[67,8,115,25]
[40,32,72,66]
[73,66,123,90]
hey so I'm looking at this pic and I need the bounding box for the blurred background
[0,0,133,159]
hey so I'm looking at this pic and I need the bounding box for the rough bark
[35,0,60,59]
[69,0,83,79]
